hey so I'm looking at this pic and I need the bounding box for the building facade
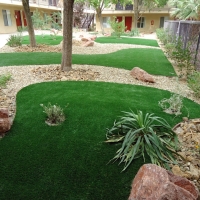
[95,3,172,33]
[0,0,61,33]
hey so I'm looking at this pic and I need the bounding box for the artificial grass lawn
[0,81,200,200]
[95,36,159,47]
[21,35,63,45]
[21,35,158,47]
[0,48,176,76]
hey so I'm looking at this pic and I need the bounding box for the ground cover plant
[0,48,176,76]
[1,81,200,200]
[0,73,11,88]
[95,37,159,47]
[21,35,63,45]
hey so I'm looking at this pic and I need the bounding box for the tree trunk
[96,8,104,34]
[22,0,36,47]
[134,0,139,28]
[61,0,74,71]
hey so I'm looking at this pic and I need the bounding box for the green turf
[95,36,159,47]
[0,48,176,76]
[0,81,199,200]
[21,35,63,45]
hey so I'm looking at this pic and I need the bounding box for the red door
[22,11,27,26]
[15,10,22,27]
[116,16,122,22]
[125,16,132,31]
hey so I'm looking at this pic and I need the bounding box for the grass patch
[0,48,176,76]
[95,36,159,47]
[21,35,63,45]
[0,81,199,200]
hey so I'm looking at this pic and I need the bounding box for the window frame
[137,17,145,28]
[2,9,12,26]
[102,17,111,28]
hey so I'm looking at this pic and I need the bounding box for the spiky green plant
[106,110,180,171]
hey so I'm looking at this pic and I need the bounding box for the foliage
[51,12,62,30]
[127,28,140,37]
[158,93,183,116]
[106,110,179,171]
[168,0,200,20]
[156,28,174,45]
[7,34,22,47]
[171,38,194,78]
[31,9,61,31]
[188,71,200,98]
[156,28,194,79]
[40,102,66,125]
[0,73,11,88]
[109,17,126,38]
[31,9,45,29]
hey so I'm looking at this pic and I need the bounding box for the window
[137,17,145,28]
[2,10,12,26]
[102,17,111,28]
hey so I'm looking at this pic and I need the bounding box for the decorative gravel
[0,42,199,121]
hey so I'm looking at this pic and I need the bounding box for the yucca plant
[106,110,180,171]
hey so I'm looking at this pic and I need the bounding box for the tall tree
[61,0,75,71]
[22,0,36,47]
[168,0,200,20]
[77,0,116,33]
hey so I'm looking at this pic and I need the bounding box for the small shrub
[40,103,66,125]
[128,28,140,37]
[188,71,200,98]
[0,73,12,88]
[109,17,126,38]
[7,34,22,47]
[171,38,194,78]
[158,93,183,116]
[106,110,179,171]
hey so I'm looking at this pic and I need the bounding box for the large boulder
[130,67,155,83]
[129,164,199,200]
[81,37,91,42]
[82,40,94,47]
[0,108,11,136]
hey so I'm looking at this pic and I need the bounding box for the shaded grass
[0,81,199,200]
[0,48,176,76]
[21,35,63,45]
[95,36,159,47]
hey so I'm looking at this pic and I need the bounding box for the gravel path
[0,42,199,122]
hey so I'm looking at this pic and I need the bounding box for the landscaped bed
[0,81,200,200]
[1,33,200,199]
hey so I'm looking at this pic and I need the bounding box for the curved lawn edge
[0,48,176,76]
[95,36,159,47]
[0,81,199,200]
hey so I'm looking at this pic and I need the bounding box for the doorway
[125,16,132,31]
[14,10,22,28]
[22,11,27,26]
